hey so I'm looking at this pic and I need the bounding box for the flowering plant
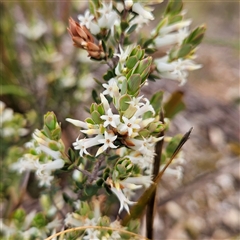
[1,0,205,239]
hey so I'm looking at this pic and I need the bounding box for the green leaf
[150,91,164,115]
[84,184,99,197]
[96,178,104,186]
[32,213,47,229]
[184,25,206,47]
[85,117,95,125]
[108,155,120,161]
[164,91,185,119]
[103,69,115,81]
[126,56,138,69]
[119,94,131,111]
[121,78,128,95]
[145,48,157,54]
[143,38,154,48]
[92,89,100,104]
[177,44,193,58]
[127,74,141,95]
[91,110,102,124]
[126,24,138,34]
[165,0,183,16]
[121,21,129,32]
[1,85,29,97]
[68,148,76,162]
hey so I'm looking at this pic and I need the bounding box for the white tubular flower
[100,93,110,112]
[46,217,62,230]
[122,176,153,189]
[127,95,144,108]
[78,10,94,29]
[100,108,120,128]
[118,116,140,137]
[156,58,202,86]
[0,106,13,124]
[96,131,118,156]
[64,213,83,227]
[159,19,192,35]
[73,135,104,157]
[10,155,37,173]
[37,173,54,187]
[98,11,119,29]
[155,27,189,47]
[134,98,155,118]
[161,165,183,181]
[110,186,135,214]
[102,78,120,98]
[128,15,150,32]
[89,21,101,35]
[124,0,133,10]
[132,3,154,20]
[16,21,47,40]
[33,130,62,159]
[115,44,135,63]
[35,159,65,176]
[98,1,113,16]
[66,118,89,128]
[83,230,100,240]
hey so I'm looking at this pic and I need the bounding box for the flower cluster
[0,101,29,139]
[4,1,205,239]
[67,45,165,213]
[152,3,205,85]
[11,112,66,186]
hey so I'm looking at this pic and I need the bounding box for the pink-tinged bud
[68,17,106,59]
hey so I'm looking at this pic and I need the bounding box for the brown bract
[68,17,105,59]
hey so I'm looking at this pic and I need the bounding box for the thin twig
[146,111,164,239]
[74,166,92,178]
